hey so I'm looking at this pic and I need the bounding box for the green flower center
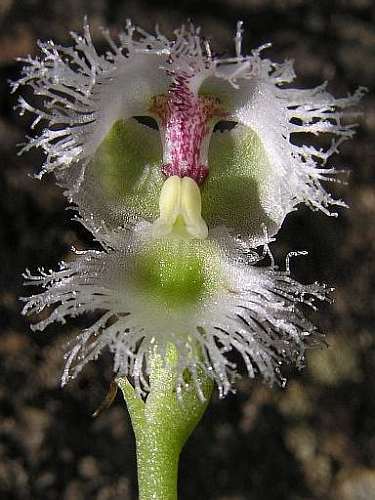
[132,240,220,310]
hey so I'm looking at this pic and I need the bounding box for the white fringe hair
[12,20,364,222]
[21,228,330,399]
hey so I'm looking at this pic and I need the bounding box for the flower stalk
[117,344,213,500]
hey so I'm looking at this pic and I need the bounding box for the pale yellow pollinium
[152,175,209,240]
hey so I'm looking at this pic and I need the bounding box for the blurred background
[0,0,374,499]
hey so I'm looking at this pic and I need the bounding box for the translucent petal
[71,118,164,227]
[14,24,169,194]
[203,125,284,245]
[15,21,363,242]
[200,67,364,222]
[22,230,329,397]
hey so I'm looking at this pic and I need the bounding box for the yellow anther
[153,175,181,237]
[152,175,208,240]
[180,177,208,239]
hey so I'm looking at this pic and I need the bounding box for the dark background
[0,1,374,499]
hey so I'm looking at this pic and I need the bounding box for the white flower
[17,20,362,398]
[13,20,364,246]
[22,227,329,398]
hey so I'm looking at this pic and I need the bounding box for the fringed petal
[14,20,364,242]
[22,229,329,397]
[201,22,365,228]
[12,20,170,196]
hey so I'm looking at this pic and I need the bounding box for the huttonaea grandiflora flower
[15,19,363,500]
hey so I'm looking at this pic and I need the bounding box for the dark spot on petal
[133,116,159,130]
[213,120,238,133]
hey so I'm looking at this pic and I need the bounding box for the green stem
[136,419,180,500]
[117,344,213,500]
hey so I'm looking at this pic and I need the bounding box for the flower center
[151,74,224,185]
[152,175,208,239]
[131,239,221,310]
